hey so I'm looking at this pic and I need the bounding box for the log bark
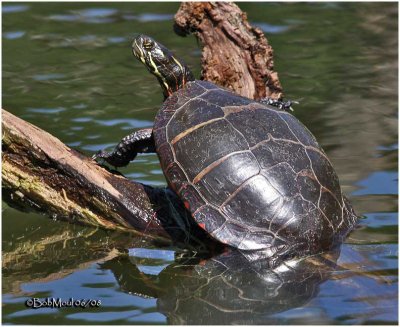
[2,109,212,248]
[174,2,283,100]
[2,2,282,246]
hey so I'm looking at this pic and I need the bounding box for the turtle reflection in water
[101,248,341,324]
[94,35,358,257]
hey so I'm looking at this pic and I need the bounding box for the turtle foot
[259,97,298,112]
[92,149,130,168]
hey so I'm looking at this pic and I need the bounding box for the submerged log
[2,2,281,245]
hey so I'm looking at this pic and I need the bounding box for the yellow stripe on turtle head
[133,39,146,64]
[148,52,161,78]
[148,52,170,92]
[172,56,186,85]
[172,56,184,73]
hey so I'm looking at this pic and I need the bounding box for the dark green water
[2,2,398,325]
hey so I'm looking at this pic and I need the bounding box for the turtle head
[132,35,195,98]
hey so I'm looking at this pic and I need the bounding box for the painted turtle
[94,35,357,255]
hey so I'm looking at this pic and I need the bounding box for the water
[2,2,398,324]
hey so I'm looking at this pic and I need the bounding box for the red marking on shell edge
[198,223,206,230]
[183,201,190,210]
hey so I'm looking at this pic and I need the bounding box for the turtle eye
[142,40,154,50]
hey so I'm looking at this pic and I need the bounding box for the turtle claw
[259,97,299,112]
[92,150,119,168]
[284,100,299,112]
[92,150,122,173]
[92,147,133,167]
[92,150,108,161]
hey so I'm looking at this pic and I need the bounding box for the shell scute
[193,206,227,234]
[172,119,249,182]
[220,175,282,229]
[194,151,260,207]
[166,98,224,137]
[179,184,206,212]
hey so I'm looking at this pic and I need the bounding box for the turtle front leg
[93,128,155,167]
[259,97,298,112]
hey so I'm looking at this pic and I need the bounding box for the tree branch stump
[174,2,283,100]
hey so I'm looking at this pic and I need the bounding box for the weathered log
[2,109,165,234]
[174,2,282,100]
[2,109,214,247]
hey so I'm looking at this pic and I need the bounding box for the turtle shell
[153,80,357,253]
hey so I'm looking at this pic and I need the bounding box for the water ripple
[129,248,175,261]
[72,103,88,110]
[94,118,151,129]
[48,9,174,24]
[31,33,126,48]
[377,143,398,151]
[352,171,398,196]
[49,8,118,24]
[74,8,118,18]
[2,5,29,14]
[253,22,290,34]
[48,14,77,22]
[32,73,65,81]
[3,31,26,40]
[122,13,174,22]
[26,107,66,114]
[136,13,174,22]
[107,36,127,44]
